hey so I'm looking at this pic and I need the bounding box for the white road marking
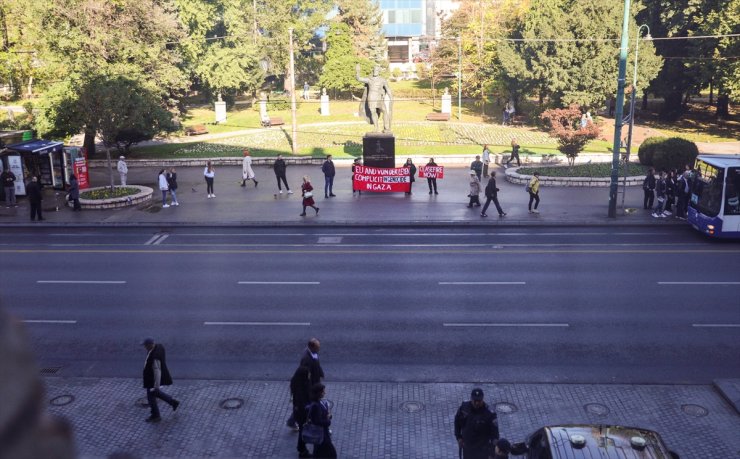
[238,281,320,285]
[204,322,310,326]
[692,324,740,328]
[153,234,169,245]
[22,320,77,324]
[144,233,169,245]
[444,323,569,327]
[658,281,740,285]
[439,281,525,285]
[37,280,126,284]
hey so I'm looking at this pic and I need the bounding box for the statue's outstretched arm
[355,64,369,84]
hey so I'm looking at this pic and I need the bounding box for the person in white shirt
[204,161,215,198]
[482,144,491,178]
[117,156,128,186]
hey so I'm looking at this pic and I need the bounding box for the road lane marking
[204,322,310,326]
[4,249,737,254]
[153,234,169,245]
[238,281,320,285]
[439,281,525,285]
[444,323,569,327]
[692,324,740,328]
[22,320,77,324]
[173,232,675,237]
[659,282,740,285]
[37,280,127,284]
[145,233,169,245]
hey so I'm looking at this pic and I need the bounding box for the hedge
[638,137,698,170]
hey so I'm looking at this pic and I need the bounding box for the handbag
[525,185,532,193]
[301,422,324,445]
[304,191,313,198]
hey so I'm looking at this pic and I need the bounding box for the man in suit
[142,338,180,422]
[287,338,325,430]
[481,171,506,218]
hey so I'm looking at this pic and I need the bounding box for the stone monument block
[441,88,452,115]
[320,94,330,116]
[215,101,227,123]
[362,133,395,168]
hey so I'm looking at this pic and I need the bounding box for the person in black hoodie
[454,388,499,459]
[643,168,656,210]
[68,174,81,211]
[426,158,438,195]
[321,155,336,198]
[142,338,180,422]
[481,171,506,217]
[290,366,312,457]
[274,154,292,194]
[26,176,44,221]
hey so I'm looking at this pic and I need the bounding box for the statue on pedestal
[356,64,393,133]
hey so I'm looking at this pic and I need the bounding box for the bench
[425,112,450,121]
[185,124,209,136]
[510,115,527,127]
[261,117,285,127]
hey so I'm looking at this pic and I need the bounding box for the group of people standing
[158,167,179,207]
[643,165,694,220]
[403,157,440,195]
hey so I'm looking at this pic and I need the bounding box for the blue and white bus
[688,155,740,238]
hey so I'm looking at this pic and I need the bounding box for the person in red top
[300,175,320,216]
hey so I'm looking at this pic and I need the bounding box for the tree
[498,0,662,110]
[335,0,385,65]
[540,104,600,165]
[318,22,372,95]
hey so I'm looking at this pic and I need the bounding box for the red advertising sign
[418,165,445,179]
[353,165,410,192]
[73,157,90,189]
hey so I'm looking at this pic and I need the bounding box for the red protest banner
[418,165,445,179]
[353,165,410,192]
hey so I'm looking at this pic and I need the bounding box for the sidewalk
[44,376,740,458]
[0,163,685,228]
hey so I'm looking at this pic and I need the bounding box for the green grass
[517,162,649,177]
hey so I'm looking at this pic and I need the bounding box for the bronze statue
[356,64,393,133]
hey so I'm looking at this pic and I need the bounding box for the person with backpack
[675,170,691,220]
[527,172,540,214]
[290,366,312,458]
[652,170,668,218]
[305,383,336,458]
[454,388,499,459]
[643,168,656,210]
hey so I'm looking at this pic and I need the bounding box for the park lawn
[517,162,649,177]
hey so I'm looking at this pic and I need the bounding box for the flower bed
[506,163,647,187]
[77,185,153,209]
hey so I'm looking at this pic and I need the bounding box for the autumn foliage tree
[540,104,600,166]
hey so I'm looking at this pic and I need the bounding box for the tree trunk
[709,78,714,105]
[659,91,684,121]
[716,94,730,119]
[83,129,96,158]
[26,76,33,98]
[642,92,648,111]
[105,145,115,191]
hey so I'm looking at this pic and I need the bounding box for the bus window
[726,167,740,216]
[692,162,723,217]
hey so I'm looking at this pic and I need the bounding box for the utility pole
[288,28,298,155]
[458,36,462,120]
[608,0,631,218]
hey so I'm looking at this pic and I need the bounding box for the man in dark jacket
[300,338,324,386]
[68,174,81,211]
[481,171,505,218]
[1,168,17,207]
[142,338,180,422]
[321,155,336,198]
[290,366,312,457]
[454,388,499,459]
[26,176,44,221]
[273,154,292,194]
[643,168,656,209]
[470,156,483,181]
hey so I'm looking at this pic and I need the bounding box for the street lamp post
[621,24,651,210]
[457,36,462,120]
[288,28,297,155]
[608,0,632,218]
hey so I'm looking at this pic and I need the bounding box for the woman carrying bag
[300,176,320,216]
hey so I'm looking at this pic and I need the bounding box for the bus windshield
[726,167,740,216]
[691,161,723,217]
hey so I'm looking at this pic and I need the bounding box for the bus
[688,155,740,238]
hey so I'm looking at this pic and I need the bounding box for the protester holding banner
[426,158,439,195]
[352,158,362,196]
[300,176,320,216]
[405,158,416,195]
[467,170,481,208]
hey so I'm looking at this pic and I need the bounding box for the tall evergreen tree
[336,0,386,65]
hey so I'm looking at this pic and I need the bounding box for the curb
[713,379,740,415]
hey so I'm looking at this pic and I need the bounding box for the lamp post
[457,36,462,120]
[288,28,297,155]
[621,24,651,210]
[608,0,632,218]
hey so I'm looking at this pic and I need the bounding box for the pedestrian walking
[300,176,320,216]
[502,102,511,126]
[482,145,491,178]
[470,155,483,181]
[68,174,81,211]
[467,170,481,208]
[300,338,325,386]
[652,170,668,218]
[352,158,362,195]
[303,82,310,100]
[481,171,505,217]
[158,169,170,208]
[141,338,180,423]
[321,155,336,198]
[405,158,416,195]
[306,383,337,458]
[167,167,179,206]
[241,149,258,188]
[426,158,438,195]
[643,168,656,209]
[204,161,215,198]
[454,388,499,459]
[527,171,540,214]
[1,168,17,207]
[273,154,292,194]
[289,366,312,457]
[26,176,43,221]
[505,138,521,168]
[117,156,128,186]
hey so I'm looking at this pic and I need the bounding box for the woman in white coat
[241,149,259,187]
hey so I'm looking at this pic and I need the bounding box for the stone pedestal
[441,93,452,114]
[215,101,227,124]
[259,99,268,120]
[320,95,330,116]
[362,133,395,168]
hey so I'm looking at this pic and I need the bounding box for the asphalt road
[1,225,739,385]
